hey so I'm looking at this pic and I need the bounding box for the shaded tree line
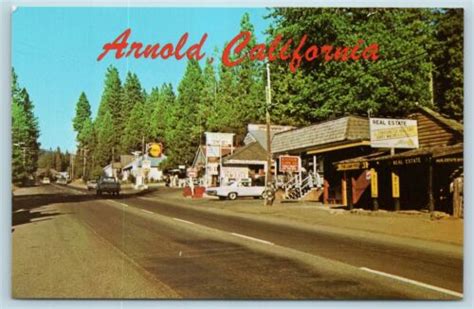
[37,148,71,175]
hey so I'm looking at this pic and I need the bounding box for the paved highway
[12,185,463,299]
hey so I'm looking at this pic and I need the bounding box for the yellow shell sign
[149,143,163,157]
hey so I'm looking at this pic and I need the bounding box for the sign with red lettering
[279,156,300,173]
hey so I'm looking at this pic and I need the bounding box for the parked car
[56,177,68,185]
[205,178,266,200]
[86,179,98,191]
[96,176,121,196]
[41,177,50,184]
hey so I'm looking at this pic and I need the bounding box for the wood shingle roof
[272,116,370,154]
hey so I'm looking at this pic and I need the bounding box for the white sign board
[370,118,419,149]
[221,167,249,180]
[247,124,295,133]
[205,132,234,147]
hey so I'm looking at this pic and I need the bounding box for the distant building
[220,124,294,184]
[103,162,123,179]
[122,154,167,182]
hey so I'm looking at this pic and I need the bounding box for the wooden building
[334,106,463,214]
[222,141,268,185]
[272,116,372,203]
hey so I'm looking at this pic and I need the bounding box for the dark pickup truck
[96,176,121,196]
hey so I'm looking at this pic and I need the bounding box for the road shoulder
[12,200,179,299]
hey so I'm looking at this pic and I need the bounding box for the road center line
[231,233,274,246]
[141,209,154,215]
[107,200,128,208]
[359,267,463,298]
[173,218,195,225]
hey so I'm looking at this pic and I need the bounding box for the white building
[122,154,167,182]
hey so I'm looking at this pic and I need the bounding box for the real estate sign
[369,118,419,149]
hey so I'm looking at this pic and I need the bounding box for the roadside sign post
[369,168,379,211]
[391,170,400,211]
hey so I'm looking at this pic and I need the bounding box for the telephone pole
[264,63,274,206]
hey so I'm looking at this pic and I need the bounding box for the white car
[205,179,266,200]
[41,177,50,184]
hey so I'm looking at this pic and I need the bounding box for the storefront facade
[272,116,372,203]
[334,107,463,214]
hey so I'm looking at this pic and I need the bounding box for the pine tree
[121,72,146,150]
[200,60,217,133]
[12,99,29,182]
[11,68,40,184]
[54,147,63,172]
[159,83,177,148]
[94,110,115,169]
[432,9,463,120]
[72,92,93,178]
[166,60,204,167]
[235,13,265,129]
[121,101,146,154]
[95,65,123,161]
[208,62,240,134]
[72,92,92,139]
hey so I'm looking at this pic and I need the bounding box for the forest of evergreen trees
[12,9,463,183]
[71,9,463,180]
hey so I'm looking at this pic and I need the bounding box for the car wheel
[228,192,238,200]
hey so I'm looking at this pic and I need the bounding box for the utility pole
[264,63,274,206]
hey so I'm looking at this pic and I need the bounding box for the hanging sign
[370,168,378,198]
[370,118,419,149]
[391,171,400,198]
[279,155,300,173]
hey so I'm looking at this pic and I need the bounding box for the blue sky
[12,7,271,153]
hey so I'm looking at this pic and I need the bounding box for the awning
[334,143,463,171]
